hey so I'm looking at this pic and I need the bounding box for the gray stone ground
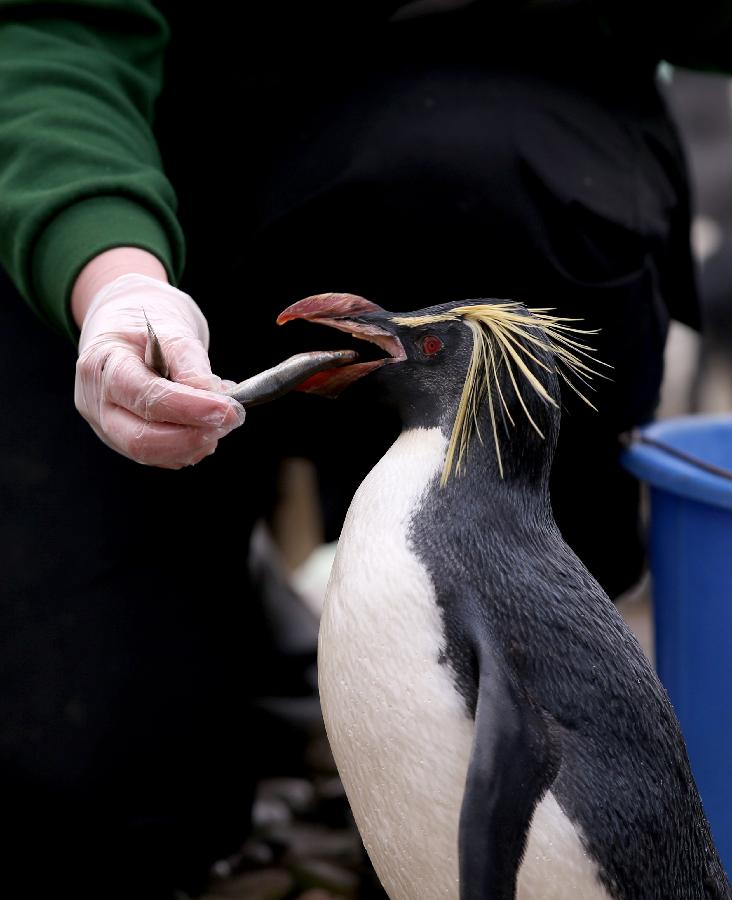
[196,726,386,899]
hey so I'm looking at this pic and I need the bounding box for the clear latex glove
[75,273,245,468]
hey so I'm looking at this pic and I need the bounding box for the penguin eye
[419,335,443,356]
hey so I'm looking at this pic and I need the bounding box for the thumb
[163,335,224,392]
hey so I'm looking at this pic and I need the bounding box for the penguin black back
[411,426,729,899]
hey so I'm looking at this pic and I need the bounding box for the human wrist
[71,247,169,328]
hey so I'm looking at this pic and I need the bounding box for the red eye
[420,335,443,356]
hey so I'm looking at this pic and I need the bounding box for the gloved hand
[75,273,245,468]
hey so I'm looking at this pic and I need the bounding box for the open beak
[277,292,406,396]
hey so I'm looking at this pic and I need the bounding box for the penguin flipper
[458,652,559,900]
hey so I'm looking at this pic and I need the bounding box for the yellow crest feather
[392,303,609,486]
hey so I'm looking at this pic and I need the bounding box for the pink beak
[277,292,384,325]
[276,293,405,396]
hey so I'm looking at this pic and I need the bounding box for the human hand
[75,273,245,468]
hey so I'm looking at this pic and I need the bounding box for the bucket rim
[621,414,732,511]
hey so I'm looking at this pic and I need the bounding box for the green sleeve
[0,0,185,340]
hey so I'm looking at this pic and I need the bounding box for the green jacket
[0,0,182,339]
[0,0,730,340]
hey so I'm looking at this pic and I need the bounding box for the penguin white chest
[318,426,613,900]
[318,427,474,899]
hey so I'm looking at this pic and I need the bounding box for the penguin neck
[401,395,558,530]
[442,430,554,531]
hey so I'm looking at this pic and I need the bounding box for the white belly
[319,427,611,900]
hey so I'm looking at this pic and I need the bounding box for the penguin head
[278,293,602,485]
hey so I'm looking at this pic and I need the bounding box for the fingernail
[203,401,245,428]
[202,407,228,427]
[227,401,247,427]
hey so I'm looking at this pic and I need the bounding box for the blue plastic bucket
[622,415,732,868]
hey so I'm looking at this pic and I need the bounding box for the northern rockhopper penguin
[277,293,731,900]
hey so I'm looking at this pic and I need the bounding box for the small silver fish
[143,311,357,407]
[225,350,359,406]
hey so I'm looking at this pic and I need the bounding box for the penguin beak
[277,293,406,396]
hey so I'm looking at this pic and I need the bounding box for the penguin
[277,292,732,900]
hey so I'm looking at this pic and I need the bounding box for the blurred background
[617,68,732,655]
[192,66,732,900]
